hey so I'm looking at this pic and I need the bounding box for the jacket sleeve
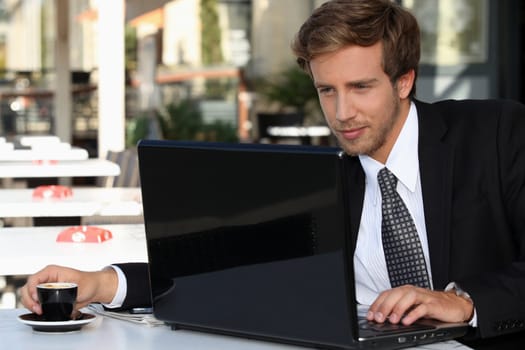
[113,262,152,309]
[456,100,525,339]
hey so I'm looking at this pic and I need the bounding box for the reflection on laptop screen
[138,140,468,350]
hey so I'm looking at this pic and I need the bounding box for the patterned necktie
[378,167,430,289]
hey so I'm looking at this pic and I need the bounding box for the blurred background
[0,0,523,311]
[0,0,522,156]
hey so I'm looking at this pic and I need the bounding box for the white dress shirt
[354,102,434,306]
[102,265,127,308]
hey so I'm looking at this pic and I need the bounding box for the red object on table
[32,160,59,165]
[56,226,113,243]
[32,185,73,200]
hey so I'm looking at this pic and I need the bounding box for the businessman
[21,0,525,347]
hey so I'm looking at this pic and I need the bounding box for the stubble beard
[334,96,401,158]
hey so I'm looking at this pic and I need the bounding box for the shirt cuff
[101,265,127,309]
[445,282,478,327]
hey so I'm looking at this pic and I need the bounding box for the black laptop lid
[138,140,358,348]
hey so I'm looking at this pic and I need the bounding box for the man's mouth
[339,126,366,141]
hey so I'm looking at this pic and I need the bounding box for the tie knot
[378,167,397,197]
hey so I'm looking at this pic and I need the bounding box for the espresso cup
[37,282,78,321]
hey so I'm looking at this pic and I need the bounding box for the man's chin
[337,141,365,157]
[337,137,382,158]
[340,148,362,157]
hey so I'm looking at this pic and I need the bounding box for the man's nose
[335,95,357,122]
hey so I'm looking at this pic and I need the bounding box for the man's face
[309,42,411,163]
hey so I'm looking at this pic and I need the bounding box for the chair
[98,149,140,188]
[87,148,143,225]
[112,148,140,188]
[119,149,140,187]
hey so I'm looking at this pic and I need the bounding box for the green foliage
[160,99,239,142]
[204,78,235,99]
[200,0,223,65]
[257,66,320,115]
[201,120,239,143]
[159,100,205,141]
[126,113,152,148]
[127,100,238,145]
[125,25,138,71]
[127,101,239,145]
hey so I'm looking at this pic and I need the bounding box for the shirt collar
[359,101,419,192]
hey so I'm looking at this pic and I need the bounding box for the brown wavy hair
[291,0,420,98]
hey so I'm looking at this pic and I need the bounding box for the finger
[401,303,428,325]
[32,303,43,315]
[18,285,30,308]
[388,288,422,324]
[75,301,90,310]
[369,289,404,323]
[367,294,387,322]
[19,284,42,315]
[367,289,392,320]
[20,265,64,314]
[370,285,423,324]
[26,267,55,289]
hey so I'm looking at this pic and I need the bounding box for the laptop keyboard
[358,319,434,335]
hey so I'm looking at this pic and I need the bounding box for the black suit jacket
[348,99,525,342]
[117,98,525,343]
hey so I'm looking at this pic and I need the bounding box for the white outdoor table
[1,308,306,350]
[0,187,142,218]
[0,224,148,276]
[0,159,120,178]
[17,135,61,146]
[0,147,89,161]
[0,308,471,350]
[1,135,89,161]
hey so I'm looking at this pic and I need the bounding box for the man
[289,0,525,346]
[21,0,525,346]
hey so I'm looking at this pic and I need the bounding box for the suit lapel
[414,100,454,289]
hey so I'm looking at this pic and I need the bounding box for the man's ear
[396,69,415,99]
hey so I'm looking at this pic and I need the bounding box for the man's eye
[318,87,333,95]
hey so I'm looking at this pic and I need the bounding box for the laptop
[137,139,468,349]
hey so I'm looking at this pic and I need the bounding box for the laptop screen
[138,140,358,348]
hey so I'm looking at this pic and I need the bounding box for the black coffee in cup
[37,282,78,321]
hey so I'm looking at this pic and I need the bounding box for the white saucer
[18,312,96,333]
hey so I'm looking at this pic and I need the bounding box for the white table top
[17,135,61,146]
[2,308,306,350]
[1,135,89,161]
[0,187,142,218]
[0,308,471,350]
[0,147,89,161]
[0,159,120,178]
[0,224,148,276]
